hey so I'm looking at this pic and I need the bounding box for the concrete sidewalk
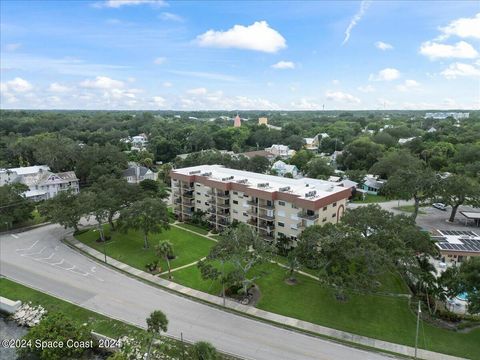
[65,235,465,360]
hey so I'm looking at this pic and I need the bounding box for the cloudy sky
[1,0,479,110]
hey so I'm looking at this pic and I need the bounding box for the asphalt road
[0,224,396,360]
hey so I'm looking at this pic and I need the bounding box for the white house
[271,160,299,177]
[123,163,158,184]
[398,137,416,145]
[0,165,79,201]
[361,175,386,195]
[265,144,296,158]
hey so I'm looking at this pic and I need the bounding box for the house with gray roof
[123,163,158,184]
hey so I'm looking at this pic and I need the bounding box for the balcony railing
[298,212,319,220]
[258,212,275,221]
[247,200,257,206]
[216,192,230,199]
[216,201,230,208]
[258,202,275,210]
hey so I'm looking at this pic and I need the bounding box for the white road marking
[36,253,54,261]
[10,234,19,239]
[50,259,65,266]
[91,266,96,273]
[15,240,39,252]
[21,247,46,257]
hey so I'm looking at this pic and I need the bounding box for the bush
[437,309,461,323]
[190,341,217,360]
[145,260,159,273]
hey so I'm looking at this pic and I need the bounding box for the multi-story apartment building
[171,165,351,242]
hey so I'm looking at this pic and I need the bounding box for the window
[332,213,336,218]
[197,200,201,204]
[233,209,238,214]
[323,206,327,211]
[322,217,327,222]
[244,194,249,198]
[196,191,201,195]
[196,183,201,187]
[278,222,285,227]
[332,202,337,207]
[243,212,248,217]
[233,191,238,195]
[278,201,285,206]
[278,232,285,238]
[233,200,239,204]
[291,204,298,209]
[205,202,209,206]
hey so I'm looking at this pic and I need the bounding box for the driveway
[0,224,394,360]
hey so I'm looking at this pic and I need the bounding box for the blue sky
[1,0,479,110]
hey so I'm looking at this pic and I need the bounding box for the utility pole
[415,300,421,359]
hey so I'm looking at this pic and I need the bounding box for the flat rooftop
[171,165,349,201]
[434,230,480,253]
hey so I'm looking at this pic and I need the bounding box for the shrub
[190,341,217,360]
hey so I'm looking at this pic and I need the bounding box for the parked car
[432,203,447,211]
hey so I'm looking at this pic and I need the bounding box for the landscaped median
[73,223,480,359]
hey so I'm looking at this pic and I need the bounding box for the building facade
[171,165,351,242]
[0,165,79,201]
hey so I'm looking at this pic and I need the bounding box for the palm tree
[416,256,438,314]
[156,240,174,278]
[190,341,218,360]
[146,310,168,360]
[286,251,300,283]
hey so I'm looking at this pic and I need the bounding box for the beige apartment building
[171,165,351,242]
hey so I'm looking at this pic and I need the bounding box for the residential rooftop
[171,164,350,201]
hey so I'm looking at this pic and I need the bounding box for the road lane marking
[36,253,54,261]
[15,240,39,252]
[21,247,46,257]
[50,259,65,266]
[10,234,19,239]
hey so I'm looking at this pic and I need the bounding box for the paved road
[0,225,394,360]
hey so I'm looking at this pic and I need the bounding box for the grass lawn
[352,194,389,203]
[169,263,480,359]
[75,225,215,273]
[176,222,210,235]
[393,205,427,215]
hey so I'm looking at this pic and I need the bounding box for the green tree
[0,183,34,229]
[290,150,314,172]
[383,167,438,220]
[155,240,174,278]
[38,190,86,233]
[337,138,384,171]
[370,149,423,179]
[439,174,480,222]
[146,310,168,360]
[285,251,300,283]
[18,312,92,360]
[247,155,270,173]
[190,341,218,360]
[118,198,169,249]
[305,157,334,179]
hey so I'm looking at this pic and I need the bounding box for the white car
[432,203,447,211]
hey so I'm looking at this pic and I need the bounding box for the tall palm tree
[146,310,168,360]
[156,240,174,278]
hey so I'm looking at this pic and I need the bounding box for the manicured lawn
[75,225,215,273]
[393,205,427,215]
[169,263,480,359]
[352,194,389,203]
[176,222,210,235]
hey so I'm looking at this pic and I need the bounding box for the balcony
[183,190,194,198]
[208,207,216,214]
[216,192,230,199]
[247,218,257,226]
[258,222,275,231]
[182,199,194,206]
[298,212,319,220]
[258,202,275,210]
[216,201,230,208]
[258,212,275,221]
[247,209,258,216]
[216,211,230,218]
[247,200,257,206]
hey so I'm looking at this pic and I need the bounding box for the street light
[414,300,422,359]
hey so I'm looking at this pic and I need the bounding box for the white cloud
[342,0,372,45]
[396,79,420,92]
[325,90,360,104]
[153,57,167,65]
[196,21,286,53]
[48,82,71,93]
[159,12,184,22]
[80,76,125,89]
[290,98,320,110]
[94,0,167,8]
[186,87,208,95]
[271,61,295,69]
[163,81,173,88]
[5,43,22,52]
[375,41,393,50]
[357,85,375,93]
[369,68,400,81]
[331,79,340,85]
[169,70,238,82]
[1,77,33,92]
[440,62,480,79]
[419,41,478,60]
[439,13,480,40]
[153,96,167,107]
